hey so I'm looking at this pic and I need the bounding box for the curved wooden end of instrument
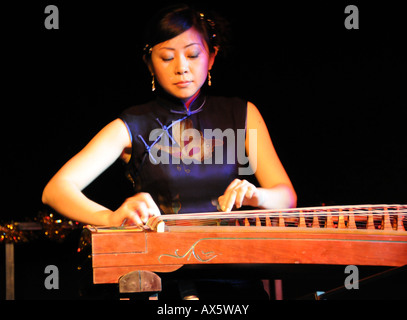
[153,265,184,272]
[146,216,165,232]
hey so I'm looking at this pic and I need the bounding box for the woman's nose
[175,56,189,75]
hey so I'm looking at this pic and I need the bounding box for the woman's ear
[208,46,219,70]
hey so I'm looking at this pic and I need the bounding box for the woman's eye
[188,53,200,59]
[161,57,173,62]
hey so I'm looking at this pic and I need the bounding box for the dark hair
[143,4,228,58]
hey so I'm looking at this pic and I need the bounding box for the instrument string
[154,204,407,230]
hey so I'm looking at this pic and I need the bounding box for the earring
[151,74,156,92]
[207,71,212,87]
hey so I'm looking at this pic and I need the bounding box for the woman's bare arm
[218,102,297,211]
[42,119,160,226]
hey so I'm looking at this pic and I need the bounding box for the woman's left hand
[218,179,263,212]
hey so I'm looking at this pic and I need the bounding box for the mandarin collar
[155,88,207,115]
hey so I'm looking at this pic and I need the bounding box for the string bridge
[152,204,407,234]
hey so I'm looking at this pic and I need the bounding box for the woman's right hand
[108,192,161,227]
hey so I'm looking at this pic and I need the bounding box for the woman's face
[150,27,216,101]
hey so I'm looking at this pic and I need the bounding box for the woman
[42,4,296,298]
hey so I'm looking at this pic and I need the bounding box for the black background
[4,1,405,221]
[1,0,406,300]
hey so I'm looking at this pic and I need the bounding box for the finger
[235,180,251,208]
[138,192,161,217]
[241,184,257,207]
[221,179,242,211]
[245,184,256,200]
[224,179,241,193]
[224,189,237,212]
[221,189,232,211]
[121,198,143,226]
[226,180,255,210]
[217,195,225,211]
[123,197,150,224]
[126,211,143,226]
[135,201,150,224]
[147,208,161,217]
[235,186,248,209]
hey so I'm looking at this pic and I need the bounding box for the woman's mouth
[174,81,192,88]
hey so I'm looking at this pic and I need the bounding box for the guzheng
[87,204,407,284]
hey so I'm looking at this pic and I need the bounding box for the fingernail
[221,206,226,211]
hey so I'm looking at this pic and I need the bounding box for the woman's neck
[183,90,200,110]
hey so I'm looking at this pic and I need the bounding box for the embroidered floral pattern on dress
[136,98,208,165]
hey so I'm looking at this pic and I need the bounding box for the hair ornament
[199,12,216,40]
[143,44,153,55]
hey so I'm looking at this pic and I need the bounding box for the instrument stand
[118,270,282,300]
[5,242,15,300]
[274,279,283,300]
[119,270,161,300]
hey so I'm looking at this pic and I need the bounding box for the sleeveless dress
[119,90,247,214]
[119,90,268,299]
